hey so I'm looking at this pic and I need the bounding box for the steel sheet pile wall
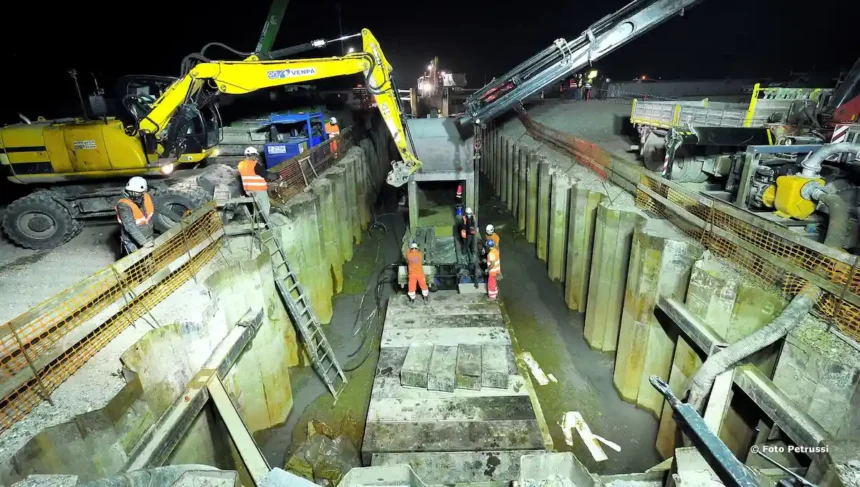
[0,204,224,432]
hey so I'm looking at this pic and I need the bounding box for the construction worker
[406,242,429,305]
[238,147,271,216]
[115,177,155,255]
[325,117,340,154]
[486,239,501,300]
[485,224,499,251]
[458,207,477,260]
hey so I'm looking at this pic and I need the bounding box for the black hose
[819,192,850,249]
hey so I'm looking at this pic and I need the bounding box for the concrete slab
[482,345,510,389]
[367,396,535,422]
[363,420,545,453]
[401,346,433,388]
[427,345,457,392]
[372,450,538,485]
[382,328,510,348]
[456,344,483,390]
[388,313,504,330]
[364,292,545,476]
[371,376,529,400]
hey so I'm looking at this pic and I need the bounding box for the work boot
[409,297,416,306]
[423,294,429,306]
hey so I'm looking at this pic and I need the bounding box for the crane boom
[460,0,705,126]
[138,29,420,187]
[255,0,290,54]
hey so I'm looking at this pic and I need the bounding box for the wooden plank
[208,376,270,482]
[703,369,735,433]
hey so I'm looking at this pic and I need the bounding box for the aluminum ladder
[231,195,348,398]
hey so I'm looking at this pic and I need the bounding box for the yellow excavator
[0,29,421,249]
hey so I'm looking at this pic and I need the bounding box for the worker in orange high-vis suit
[406,242,429,305]
[115,176,155,255]
[237,147,271,216]
[486,238,501,300]
[325,117,340,155]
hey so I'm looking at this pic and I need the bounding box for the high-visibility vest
[487,248,501,275]
[115,193,154,226]
[488,233,500,250]
[237,158,268,192]
[325,123,340,152]
[406,249,424,276]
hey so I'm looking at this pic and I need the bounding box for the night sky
[1,0,859,123]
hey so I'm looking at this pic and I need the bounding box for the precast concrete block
[655,337,703,458]
[614,219,702,416]
[526,153,539,243]
[517,149,528,231]
[583,201,643,351]
[500,138,510,204]
[401,345,433,388]
[536,160,553,261]
[456,344,482,391]
[482,344,509,389]
[506,143,515,210]
[563,185,604,310]
[428,345,457,392]
[685,252,788,344]
[772,315,860,439]
[276,192,333,323]
[312,177,345,294]
[327,167,354,262]
[548,173,571,282]
[340,154,362,245]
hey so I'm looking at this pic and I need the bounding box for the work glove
[143,240,154,248]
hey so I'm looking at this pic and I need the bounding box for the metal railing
[0,203,224,432]
[267,127,360,201]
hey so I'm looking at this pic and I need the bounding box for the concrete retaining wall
[0,127,387,484]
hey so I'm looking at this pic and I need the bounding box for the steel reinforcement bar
[0,202,224,432]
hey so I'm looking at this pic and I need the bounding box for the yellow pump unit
[761,175,825,220]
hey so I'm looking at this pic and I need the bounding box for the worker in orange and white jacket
[406,242,429,305]
[325,117,340,155]
[486,238,501,300]
[237,147,271,216]
[115,176,156,255]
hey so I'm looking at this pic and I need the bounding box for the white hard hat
[465,207,473,215]
[486,224,494,234]
[410,242,418,249]
[244,147,259,157]
[330,117,338,125]
[125,176,147,193]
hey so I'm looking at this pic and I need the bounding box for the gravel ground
[498,101,638,211]
[0,240,230,465]
[0,222,119,324]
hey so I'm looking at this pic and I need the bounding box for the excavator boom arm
[140,29,420,186]
[461,0,704,125]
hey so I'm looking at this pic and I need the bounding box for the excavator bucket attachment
[385,118,473,187]
[386,160,418,187]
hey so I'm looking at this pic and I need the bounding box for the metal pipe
[800,142,860,177]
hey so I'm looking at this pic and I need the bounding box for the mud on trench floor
[478,176,660,475]
[256,203,408,468]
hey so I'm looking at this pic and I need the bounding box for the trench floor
[257,181,660,475]
[479,176,660,475]
[257,207,406,469]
